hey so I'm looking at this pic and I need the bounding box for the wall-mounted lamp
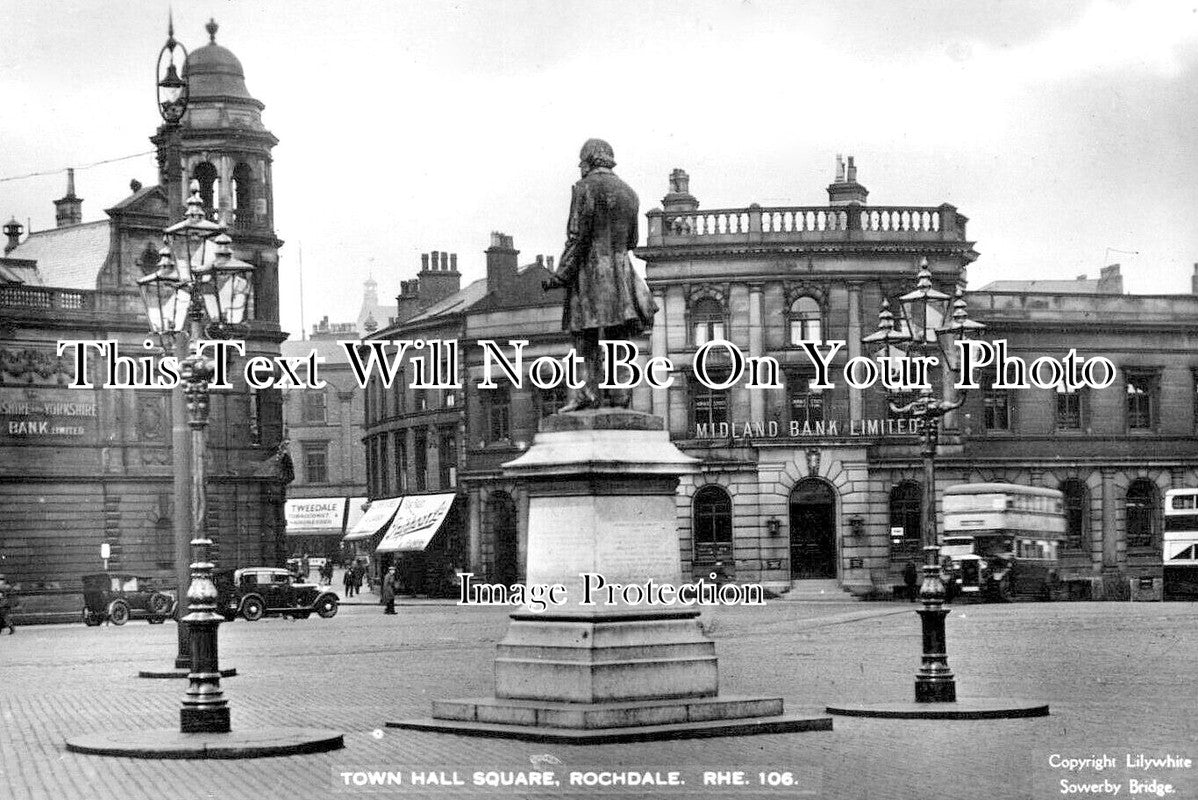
[849,515,865,538]
[767,517,781,537]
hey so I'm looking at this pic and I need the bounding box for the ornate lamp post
[137,183,253,732]
[865,258,982,703]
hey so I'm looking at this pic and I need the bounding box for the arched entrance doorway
[488,492,519,586]
[789,479,836,579]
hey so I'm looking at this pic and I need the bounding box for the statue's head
[579,138,616,175]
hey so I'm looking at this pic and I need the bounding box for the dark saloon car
[213,567,339,621]
[81,574,175,626]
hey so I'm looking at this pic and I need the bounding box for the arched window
[692,486,733,571]
[889,481,922,557]
[789,296,822,344]
[1126,479,1159,550]
[192,161,219,217]
[1060,479,1088,551]
[232,162,254,229]
[690,296,726,345]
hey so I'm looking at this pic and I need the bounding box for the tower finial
[206,17,218,43]
[167,9,175,40]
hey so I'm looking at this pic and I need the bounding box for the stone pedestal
[389,410,831,742]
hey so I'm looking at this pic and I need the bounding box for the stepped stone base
[390,701,831,743]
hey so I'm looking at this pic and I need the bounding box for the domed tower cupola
[152,17,282,324]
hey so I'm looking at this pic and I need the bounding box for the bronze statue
[546,139,656,412]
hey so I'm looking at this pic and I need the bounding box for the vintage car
[213,567,339,621]
[81,573,175,626]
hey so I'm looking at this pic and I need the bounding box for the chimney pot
[421,253,429,271]
[450,253,457,271]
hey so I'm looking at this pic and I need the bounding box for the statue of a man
[546,139,656,412]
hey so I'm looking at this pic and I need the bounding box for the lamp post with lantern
[827,259,1047,719]
[136,182,254,732]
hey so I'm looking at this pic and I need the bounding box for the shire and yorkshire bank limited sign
[694,417,925,440]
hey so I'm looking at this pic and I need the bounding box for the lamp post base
[65,728,344,759]
[826,698,1048,720]
[138,666,237,679]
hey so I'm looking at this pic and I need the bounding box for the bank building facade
[634,158,1198,599]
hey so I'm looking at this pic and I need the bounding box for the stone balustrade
[0,284,94,312]
[645,203,966,247]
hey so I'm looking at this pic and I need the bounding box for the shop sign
[0,388,98,440]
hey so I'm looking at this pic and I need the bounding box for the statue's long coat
[556,167,655,333]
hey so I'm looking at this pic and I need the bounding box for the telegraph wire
[0,150,156,184]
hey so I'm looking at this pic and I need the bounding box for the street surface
[0,599,1195,800]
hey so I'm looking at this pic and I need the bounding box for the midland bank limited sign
[694,417,926,440]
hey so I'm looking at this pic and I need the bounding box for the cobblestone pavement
[1,600,1195,800]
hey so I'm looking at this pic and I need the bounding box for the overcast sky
[2,0,1197,339]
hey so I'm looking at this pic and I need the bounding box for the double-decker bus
[1163,488,1198,600]
[940,483,1066,601]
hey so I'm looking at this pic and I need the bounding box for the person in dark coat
[380,567,397,614]
[903,559,919,602]
[546,138,657,412]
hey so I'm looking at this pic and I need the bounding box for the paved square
[1,600,1195,799]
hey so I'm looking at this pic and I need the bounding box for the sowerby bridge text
[57,338,1119,392]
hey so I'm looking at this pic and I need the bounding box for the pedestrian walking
[0,575,17,635]
[380,567,397,614]
[301,553,311,581]
[343,564,355,597]
[903,559,918,602]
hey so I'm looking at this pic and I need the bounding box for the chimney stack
[3,217,23,254]
[827,154,868,206]
[486,232,519,296]
[1098,264,1123,294]
[54,168,83,227]
[418,248,461,305]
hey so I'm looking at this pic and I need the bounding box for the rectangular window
[413,429,428,491]
[1126,371,1158,431]
[378,435,389,495]
[414,388,429,412]
[393,433,407,493]
[483,386,510,442]
[439,429,456,488]
[982,380,1010,431]
[788,373,824,427]
[1056,388,1083,431]
[302,391,327,424]
[302,442,328,484]
[692,379,729,429]
[249,389,262,445]
[693,319,725,346]
[392,376,405,417]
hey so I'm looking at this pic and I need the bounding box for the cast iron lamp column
[154,17,196,673]
[864,259,984,703]
[138,183,253,732]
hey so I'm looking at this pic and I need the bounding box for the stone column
[847,283,863,420]
[748,284,764,422]
[1101,468,1118,570]
[650,289,668,424]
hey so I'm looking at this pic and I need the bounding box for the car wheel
[82,608,101,627]
[108,600,130,626]
[241,596,265,622]
[315,595,338,619]
[149,593,172,615]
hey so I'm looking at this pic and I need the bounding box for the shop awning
[344,497,369,535]
[343,497,402,541]
[376,493,456,553]
[285,497,348,536]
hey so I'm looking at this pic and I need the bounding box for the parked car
[213,567,339,621]
[81,573,175,626]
